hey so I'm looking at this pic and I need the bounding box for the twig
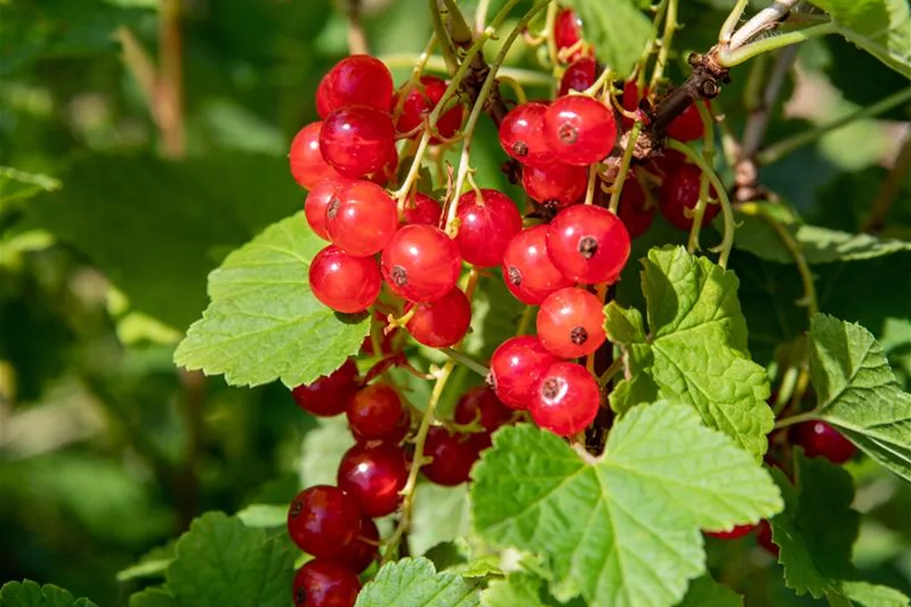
[441,348,490,377]
[773,410,818,430]
[474,0,491,34]
[719,22,838,67]
[158,0,185,158]
[649,0,678,90]
[728,0,803,49]
[380,54,553,86]
[862,132,911,233]
[344,0,369,55]
[607,121,642,213]
[687,102,717,253]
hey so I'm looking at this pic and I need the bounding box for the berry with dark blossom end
[381,225,462,302]
[420,426,482,486]
[292,559,361,607]
[546,204,631,284]
[346,515,379,573]
[498,102,552,168]
[316,54,394,117]
[790,421,855,464]
[309,246,381,314]
[320,106,396,178]
[337,443,409,517]
[402,192,442,226]
[287,486,363,560]
[666,102,706,142]
[489,336,560,410]
[325,180,398,257]
[536,287,607,359]
[502,225,574,305]
[521,162,587,209]
[543,96,616,166]
[346,383,410,443]
[454,189,523,268]
[305,177,351,241]
[404,287,472,348]
[530,362,600,436]
[615,175,655,238]
[659,164,720,232]
[558,57,597,96]
[453,386,513,433]
[395,76,464,142]
[553,8,588,62]
[290,122,342,189]
[706,523,758,540]
[291,358,359,417]
[756,520,779,557]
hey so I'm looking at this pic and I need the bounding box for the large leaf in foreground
[355,557,479,607]
[471,403,783,607]
[174,213,370,387]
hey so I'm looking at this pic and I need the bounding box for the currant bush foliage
[354,558,479,607]
[0,580,99,607]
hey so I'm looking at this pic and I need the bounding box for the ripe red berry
[521,161,587,210]
[315,54,394,117]
[706,523,757,540]
[498,102,552,168]
[404,287,472,348]
[453,386,513,433]
[659,164,720,231]
[790,421,855,464]
[558,57,597,96]
[666,102,706,142]
[454,189,523,268]
[529,362,599,436]
[309,246,381,314]
[615,176,655,238]
[402,192,442,226]
[489,336,560,410]
[553,9,587,61]
[320,106,396,178]
[536,287,606,359]
[757,520,779,557]
[543,96,616,166]
[290,122,341,189]
[292,560,361,607]
[421,426,482,486]
[346,383,410,443]
[291,358,359,417]
[326,180,398,257]
[395,76,463,142]
[305,177,351,241]
[621,81,651,130]
[502,225,573,305]
[346,515,379,573]
[546,204,631,284]
[381,225,462,302]
[337,443,409,517]
[287,486,363,559]
[646,148,688,178]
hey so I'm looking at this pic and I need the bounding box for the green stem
[686,102,717,253]
[719,0,750,43]
[429,0,459,73]
[608,121,643,214]
[598,357,624,390]
[649,0,678,90]
[516,304,535,336]
[381,54,553,86]
[439,0,475,45]
[863,132,911,233]
[442,348,489,377]
[773,410,818,430]
[718,22,838,67]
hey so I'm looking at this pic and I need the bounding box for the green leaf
[808,315,911,481]
[354,557,480,607]
[809,0,911,77]
[471,403,783,607]
[165,511,295,607]
[0,580,98,607]
[410,483,471,557]
[0,166,61,210]
[116,541,176,582]
[235,504,287,529]
[604,246,774,459]
[841,581,911,607]
[566,0,652,78]
[128,587,180,607]
[675,575,743,607]
[481,572,549,607]
[174,213,370,388]
[298,415,356,487]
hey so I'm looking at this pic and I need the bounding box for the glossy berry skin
[346,383,410,443]
[620,81,651,130]
[309,246,381,314]
[381,225,462,302]
[489,336,560,410]
[403,192,442,226]
[316,54,394,117]
[346,515,379,572]
[290,122,341,189]
[536,287,607,359]
[554,9,587,61]
[790,421,856,464]
[558,57,597,96]
[305,177,350,241]
[395,76,463,142]
[522,162,587,210]
[498,102,552,168]
[291,358,359,417]
[337,443,409,517]
[453,386,513,433]
[706,523,757,540]
[287,486,363,560]
[421,426,482,486]
[325,180,398,257]
[543,96,616,166]
[659,164,719,231]
[616,176,655,238]
[547,204,631,284]
[292,560,361,607]
[405,287,471,348]
[320,106,396,178]
[757,520,779,557]
[666,102,705,142]
[529,362,599,436]
[502,225,573,305]
[454,189,523,267]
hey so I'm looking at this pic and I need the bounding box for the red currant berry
[489,336,560,410]
[659,164,720,232]
[305,177,351,241]
[530,362,599,436]
[536,287,606,359]
[646,148,688,178]
[558,57,597,96]
[666,102,706,142]
[292,560,361,607]
[498,102,552,168]
[325,180,398,257]
[320,106,395,178]
[346,383,410,443]
[315,54,394,117]
[706,523,757,540]
[287,485,363,559]
[453,386,513,433]
[309,246,381,314]
[502,225,573,305]
[616,176,655,238]
[404,287,471,348]
[757,520,779,557]
[381,225,462,302]
[291,358,359,417]
[543,96,616,166]
[546,204,631,284]
[395,76,463,142]
[454,189,523,268]
[554,8,588,61]
[290,122,341,189]
[620,81,651,130]
[403,192,443,226]
[366,143,399,187]
[421,426,481,486]
[522,162,587,210]
[337,443,409,517]
[790,421,855,464]
[346,515,379,573]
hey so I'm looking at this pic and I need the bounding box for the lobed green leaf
[565,0,652,79]
[354,557,480,607]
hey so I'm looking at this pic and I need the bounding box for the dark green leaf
[566,0,652,78]
[0,580,98,607]
[675,575,743,607]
